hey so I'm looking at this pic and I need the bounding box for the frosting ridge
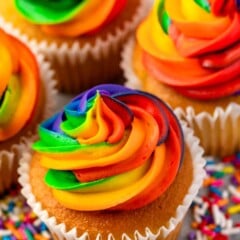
[33,84,184,211]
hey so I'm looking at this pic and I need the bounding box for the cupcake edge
[0,17,57,192]
[18,120,205,240]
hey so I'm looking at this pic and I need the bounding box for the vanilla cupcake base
[0,21,57,194]
[18,122,205,240]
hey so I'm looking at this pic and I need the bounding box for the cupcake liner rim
[175,103,240,157]
[121,37,142,89]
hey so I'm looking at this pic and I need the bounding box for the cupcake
[121,0,240,156]
[18,84,205,239]
[0,0,148,93]
[0,23,56,193]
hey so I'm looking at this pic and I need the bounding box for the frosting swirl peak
[33,84,184,211]
[137,0,240,100]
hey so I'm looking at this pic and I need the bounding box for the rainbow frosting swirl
[33,84,184,211]
[14,0,127,37]
[137,0,240,100]
[0,29,39,141]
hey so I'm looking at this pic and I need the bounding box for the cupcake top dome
[14,0,127,37]
[137,0,240,100]
[0,28,39,141]
[33,84,184,211]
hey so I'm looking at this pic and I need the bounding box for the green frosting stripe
[0,75,21,125]
[158,0,171,34]
[14,0,89,24]
[157,0,211,35]
[45,169,108,191]
[45,158,150,192]
[194,0,211,12]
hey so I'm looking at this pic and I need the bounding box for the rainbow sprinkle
[0,186,52,240]
[188,153,240,240]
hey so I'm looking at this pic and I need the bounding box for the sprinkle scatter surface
[188,153,240,240]
[0,186,52,240]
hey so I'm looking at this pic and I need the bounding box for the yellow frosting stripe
[52,144,166,211]
[179,0,214,21]
[165,0,231,39]
[76,96,110,144]
[137,11,182,61]
[71,105,98,140]
[0,43,12,95]
[76,104,98,141]
[40,117,146,169]
[42,0,115,36]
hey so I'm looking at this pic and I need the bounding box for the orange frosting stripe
[0,43,12,96]
[175,13,240,57]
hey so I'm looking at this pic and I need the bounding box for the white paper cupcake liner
[175,104,240,157]
[18,121,205,240]
[0,19,57,193]
[121,37,143,90]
